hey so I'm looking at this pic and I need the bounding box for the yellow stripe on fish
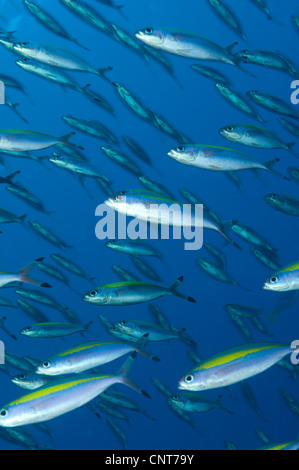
[8,375,110,407]
[194,344,286,370]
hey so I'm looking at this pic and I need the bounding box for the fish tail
[60,132,85,151]
[19,257,52,288]
[265,158,291,181]
[7,170,20,182]
[97,67,113,82]
[72,38,89,51]
[169,276,196,303]
[217,226,242,251]
[287,142,299,157]
[135,333,160,362]
[117,351,151,398]
[265,311,278,323]
[216,396,234,415]
[17,214,27,225]
[83,320,93,331]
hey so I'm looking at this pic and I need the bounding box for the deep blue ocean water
[0,0,298,450]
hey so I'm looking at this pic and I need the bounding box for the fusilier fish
[20,322,92,339]
[63,116,118,144]
[106,418,128,450]
[51,253,95,281]
[219,124,297,156]
[263,260,299,291]
[105,239,163,259]
[49,153,110,183]
[139,176,174,199]
[264,193,299,216]
[135,28,243,70]
[247,90,299,119]
[24,1,88,50]
[207,0,246,40]
[12,41,112,80]
[105,189,238,248]
[29,221,72,250]
[17,299,49,323]
[109,319,188,343]
[190,64,231,84]
[229,220,277,251]
[36,337,159,375]
[59,0,115,38]
[112,265,140,282]
[178,343,293,391]
[11,373,52,390]
[6,185,53,214]
[250,246,280,271]
[122,136,152,167]
[288,166,299,184]
[168,144,287,179]
[168,393,233,414]
[279,118,299,137]
[216,83,265,122]
[130,256,162,283]
[0,353,149,426]
[111,82,154,122]
[100,146,142,177]
[82,276,196,306]
[236,49,298,76]
[196,257,251,291]
[0,129,80,152]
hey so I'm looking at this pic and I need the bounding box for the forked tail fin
[169,276,196,303]
[135,333,160,361]
[60,132,85,150]
[19,257,52,288]
[117,351,151,398]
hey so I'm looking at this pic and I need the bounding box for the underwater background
[0,0,298,450]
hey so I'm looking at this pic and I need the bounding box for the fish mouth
[135,31,145,41]
[167,150,177,159]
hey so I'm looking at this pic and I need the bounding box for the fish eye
[42,361,51,369]
[116,195,125,202]
[89,290,98,297]
[242,50,248,54]
[145,28,153,34]
[226,126,234,132]
[120,320,127,325]
[185,374,194,383]
[172,395,179,401]
[0,409,7,417]
[22,42,29,46]
[270,193,278,199]
[176,146,185,152]
[19,374,26,380]
[270,276,278,284]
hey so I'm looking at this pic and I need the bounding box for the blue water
[0,0,298,450]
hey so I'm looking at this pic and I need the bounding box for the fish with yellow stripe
[82,276,196,306]
[263,260,299,291]
[36,336,159,376]
[178,343,293,391]
[0,352,149,427]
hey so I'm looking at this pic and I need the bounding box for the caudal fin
[135,333,160,361]
[97,67,113,82]
[117,351,151,398]
[169,276,196,303]
[264,158,290,181]
[19,257,51,287]
[217,396,234,415]
[287,142,299,158]
[60,132,85,150]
